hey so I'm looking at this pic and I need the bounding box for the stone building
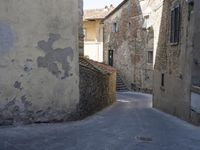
[153,0,200,125]
[0,0,82,125]
[103,0,154,92]
[83,7,113,62]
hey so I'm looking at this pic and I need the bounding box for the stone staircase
[116,73,129,92]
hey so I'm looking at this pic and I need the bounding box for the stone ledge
[79,57,116,75]
[191,86,200,94]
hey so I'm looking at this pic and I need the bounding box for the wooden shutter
[170,9,175,43]
[174,6,180,43]
[170,4,180,44]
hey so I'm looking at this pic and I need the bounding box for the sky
[84,0,123,9]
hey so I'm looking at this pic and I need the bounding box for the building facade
[103,0,154,92]
[83,7,113,62]
[0,0,81,125]
[153,0,200,125]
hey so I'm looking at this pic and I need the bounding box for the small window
[128,22,131,29]
[170,5,180,44]
[161,73,165,87]
[147,51,153,63]
[112,22,118,33]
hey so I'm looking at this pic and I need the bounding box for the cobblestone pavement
[0,92,200,150]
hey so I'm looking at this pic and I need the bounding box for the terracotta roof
[83,7,114,21]
[79,57,116,74]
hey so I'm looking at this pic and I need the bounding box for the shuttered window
[170,5,180,44]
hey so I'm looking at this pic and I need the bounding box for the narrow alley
[0,92,199,150]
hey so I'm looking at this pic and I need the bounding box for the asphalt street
[0,92,200,150]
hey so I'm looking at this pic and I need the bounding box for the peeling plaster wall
[103,0,154,92]
[153,0,200,125]
[79,0,84,56]
[191,0,200,125]
[0,0,80,125]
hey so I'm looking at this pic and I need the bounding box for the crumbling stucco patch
[24,59,34,73]
[37,33,74,79]
[13,81,23,91]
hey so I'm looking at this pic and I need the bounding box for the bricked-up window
[112,22,118,33]
[147,51,153,63]
[170,5,180,44]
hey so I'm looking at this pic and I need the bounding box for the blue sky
[84,0,123,9]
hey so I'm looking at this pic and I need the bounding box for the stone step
[117,82,126,86]
[116,73,129,92]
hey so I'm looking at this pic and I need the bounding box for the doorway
[108,49,113,66]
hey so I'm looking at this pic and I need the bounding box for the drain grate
[135,136,153,143]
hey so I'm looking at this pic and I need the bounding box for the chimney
[110,4,114,9]
[104,5,109,11]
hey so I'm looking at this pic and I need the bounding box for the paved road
[0,92,200,150]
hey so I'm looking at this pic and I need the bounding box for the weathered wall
[192,0,200,87]
[79,57,116,118]
[79,0,84,56]
[153,0,200,124]
[103,0,153,92]
[190,0,200,125]
[0,0,81,125]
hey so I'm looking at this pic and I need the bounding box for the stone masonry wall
[103,0,153,93]
[79,57,116,118]
[0,0,81,125]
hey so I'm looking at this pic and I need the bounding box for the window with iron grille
[112,22,118,33]
[147,51,153,63]
[170,5,180,44]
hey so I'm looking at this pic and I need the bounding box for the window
[112,22,118,33]
[170,4,180,44]
[147,51,153,63]
[128,22,131,29]
[161,73,165,87]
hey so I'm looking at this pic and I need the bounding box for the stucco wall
[79,0,84,56]
[0,0,80,125]
[153,0,199,124]
[103,0,153,92]
[190,0,200,125]
[192,0,200,87]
